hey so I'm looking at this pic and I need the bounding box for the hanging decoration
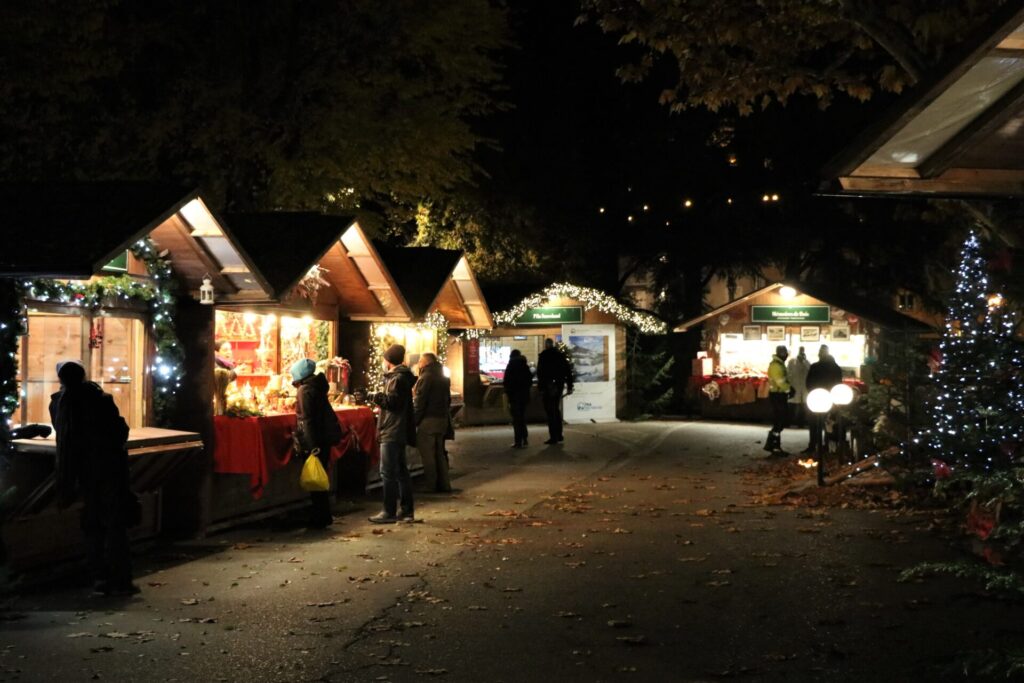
[367,311,449,392]
[296,265,330,303]
[492,282,666,334]
[0,239,184,427]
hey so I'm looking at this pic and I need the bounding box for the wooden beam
[822,3,1024,179]
[918,77,1024,178]
[839,167,1024,196]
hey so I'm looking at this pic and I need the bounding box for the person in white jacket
[787,346,811,427]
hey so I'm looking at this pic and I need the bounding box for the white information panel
[561,323,617,423]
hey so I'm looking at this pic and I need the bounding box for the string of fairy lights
[0,239,184,428]
[366,311,449,392]
[493,282,667,335]
[916,231,1024,474]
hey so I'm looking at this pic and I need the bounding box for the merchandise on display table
[213,406,378,498]
[215,309,342,416]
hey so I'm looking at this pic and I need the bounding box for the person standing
[49,360,137,596]
[503,349,533,448]
[292,359,345,529]
[804,345,844,454]
[536,338,573,445]
[787,346,811,427]
[764,345,792,455]
[413,352,452,492]
[369,344,416,523]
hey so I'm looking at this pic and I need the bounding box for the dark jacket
[806,357,843,391]
[376,365,417,446]
[537,347,572,391]
[503,355,533,402]
[293,373,344,456]
[413,361,450,426]
[49,381,129,506]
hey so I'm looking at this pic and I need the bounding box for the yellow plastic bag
[300,449,330,492]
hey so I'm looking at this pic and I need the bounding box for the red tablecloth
[213,407,379,499]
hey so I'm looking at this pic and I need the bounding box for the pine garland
[367,312,449,392]
[0,239,184,427]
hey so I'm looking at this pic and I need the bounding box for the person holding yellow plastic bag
[292,359,346,529]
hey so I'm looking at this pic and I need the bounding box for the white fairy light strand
[492,282,666,334]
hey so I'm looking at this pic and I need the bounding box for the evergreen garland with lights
[366,312,449,392]
[921,231,1024,472]
[493,282,666,334]
[0,239,184,428]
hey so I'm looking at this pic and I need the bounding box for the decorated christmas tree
[924,231,1024,472]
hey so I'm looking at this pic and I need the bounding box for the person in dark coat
[503,350,533,448]
[49,359,136,596]
[292,359,346,529]
[536,338,573,445]
[413,353,452,492]
[369,344,416,523]
[803,345,844,454]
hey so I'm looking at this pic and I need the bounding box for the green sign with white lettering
[516,306,583,325]
[750,305,830,324]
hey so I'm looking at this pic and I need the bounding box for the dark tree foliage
[0,1,508,218]
[577,0,1003,114]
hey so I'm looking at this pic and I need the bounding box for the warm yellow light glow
[830,383,854,406]
[771,193,780,202]
[778,286,797,300]
[243,312,257,324]
[797,458,817,469]
[627,215,634,222]
[988,293,1004,309]
[806,388,833,414]
[727,154,738,166]
[762,194,770,202]
[599,207,605,214]
[683,199,693,208]
[726,197,733,205]
[642,204,650,211]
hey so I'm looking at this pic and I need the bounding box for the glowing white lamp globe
[806,388,833,414]
[830,383,854,406]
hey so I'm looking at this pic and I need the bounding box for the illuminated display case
[214,310,336,414]
[15,309,148,428]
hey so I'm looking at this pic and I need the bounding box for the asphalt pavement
[0,421,1016,682]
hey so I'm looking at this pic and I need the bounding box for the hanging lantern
[199,275,215,305]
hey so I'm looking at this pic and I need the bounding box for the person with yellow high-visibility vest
[764,345,794,455]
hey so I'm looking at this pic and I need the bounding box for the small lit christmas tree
[924,231,1024,472]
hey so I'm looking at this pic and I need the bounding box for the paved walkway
[0,422,1013,682]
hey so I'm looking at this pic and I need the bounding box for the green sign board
[750,305,830,324]
[102,251,128,273]
[516,306,583,325]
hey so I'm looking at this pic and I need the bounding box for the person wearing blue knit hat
[291,358,345,528]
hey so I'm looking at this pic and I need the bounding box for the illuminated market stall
[676,282,933,420]
[196,214,407,527]
[367,246,493,399]
[458,283,667,426]
[0,183,266,568]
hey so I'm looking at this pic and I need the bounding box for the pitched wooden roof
[375,246,493,328]
[0,183,273,301]
[674,282,934,333]
[825,4,1024,197]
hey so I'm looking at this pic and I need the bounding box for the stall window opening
[14,309,147,428]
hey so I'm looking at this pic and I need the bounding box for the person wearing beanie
[49,359,137,596]
[291,359,346,529]
[369,344,416,523]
